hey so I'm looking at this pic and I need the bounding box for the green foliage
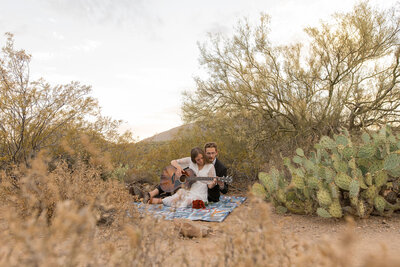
[111,164,130,182]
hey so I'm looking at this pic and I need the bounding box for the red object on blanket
[192,200,206,209]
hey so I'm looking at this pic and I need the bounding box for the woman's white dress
[162,157,216,208]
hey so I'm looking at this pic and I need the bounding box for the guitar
[159,165,233,193]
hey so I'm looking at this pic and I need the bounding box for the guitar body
[160,165,197,193]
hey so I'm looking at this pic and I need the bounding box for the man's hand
[208,178,218,189]
[217,180,225,189]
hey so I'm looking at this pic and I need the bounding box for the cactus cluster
[252,125,400,218]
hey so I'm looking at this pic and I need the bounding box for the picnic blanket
[133,196,246,222]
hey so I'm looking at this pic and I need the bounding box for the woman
[150,147,216,208]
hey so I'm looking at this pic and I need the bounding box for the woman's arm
[171,157,191,177]
[171,159,184,177]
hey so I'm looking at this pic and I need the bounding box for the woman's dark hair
[190,147,209,164]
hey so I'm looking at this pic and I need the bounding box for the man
[204,142,228,202]
[143,142,228,203]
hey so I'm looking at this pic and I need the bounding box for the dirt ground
[125,181,400,266]
[3,188,400,266]
[165,196,400,266]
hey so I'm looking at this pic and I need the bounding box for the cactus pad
[317,208,332,218]
[329,182,340,199]
[335,135,349,146]
[361,132,371,143]
[329,201,343,218]
[259,172,277,192]
[384,153,400,171]
[349,179,360,198]
[293,155,303,164]
[306,175,319,189]
[357,200,367,218]
[317,189,333,207]
[358,145,376,158]
[342,146,355,160]
[364,185,378,200]
[251,183,267,198]
[296,148,305,157]
[374,170,388,188]
[334,172,352,191]
[365,172,373,186]
[374,196,386,213]
[320,136,337,150]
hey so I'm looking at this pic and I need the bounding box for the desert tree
[0,33,101,167]
[183,2,400,151]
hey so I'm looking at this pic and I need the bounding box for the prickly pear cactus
[252,125,400,218]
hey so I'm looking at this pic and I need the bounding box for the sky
[0,0,398,140]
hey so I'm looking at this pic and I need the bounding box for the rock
[174,219,211,238]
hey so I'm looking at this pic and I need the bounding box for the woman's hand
[175,167,183,177]
[171,159,184,177]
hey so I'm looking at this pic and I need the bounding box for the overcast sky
[1,0,398,140]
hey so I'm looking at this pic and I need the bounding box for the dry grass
[1,154,400,266]
[0,152,178,266]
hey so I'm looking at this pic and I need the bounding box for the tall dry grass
[0,146,177,266]
[1,150,400,266]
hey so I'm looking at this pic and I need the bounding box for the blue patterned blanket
[133,196,246,222]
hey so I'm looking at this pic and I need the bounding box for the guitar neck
[187,177,222,181]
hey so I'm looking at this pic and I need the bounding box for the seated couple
[144,142,228,207]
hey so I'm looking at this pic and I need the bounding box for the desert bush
[0,33,134,174]
[128,122,263,187]
[182,1,400,175]
[0,151,133,225]
[0,33,98,168]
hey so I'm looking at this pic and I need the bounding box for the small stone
[174,219,211,238]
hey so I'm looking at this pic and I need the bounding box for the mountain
[140,123,194,143]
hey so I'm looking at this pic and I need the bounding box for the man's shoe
[142,192,151,204]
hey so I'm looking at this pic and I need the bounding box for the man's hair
[204,142,218,151]
[191,147,210,164]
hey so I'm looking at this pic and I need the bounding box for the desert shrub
[0,192,176,267]
[0,33,134,175]
[182,2,400,183]
[0,152,133,226]
[128,122,263,188]
[0,33,99,168]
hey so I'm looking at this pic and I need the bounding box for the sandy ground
[2,194,400,266]
[165,198,400,266]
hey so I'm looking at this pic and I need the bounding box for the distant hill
[140,123,194,143]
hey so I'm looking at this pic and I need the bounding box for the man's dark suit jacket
[208,158,228,202]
